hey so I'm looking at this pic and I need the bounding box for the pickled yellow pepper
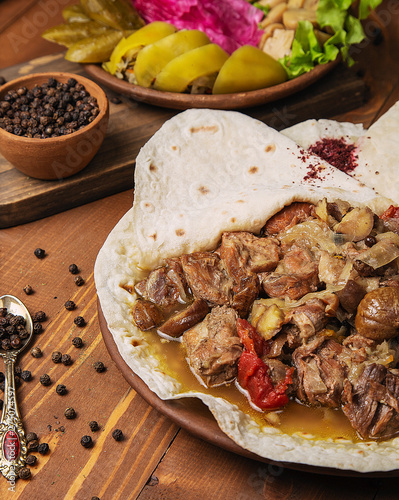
[154,44,229,93]
[134,30,211,88]
[213,45,287,94]
[103,22,177,75]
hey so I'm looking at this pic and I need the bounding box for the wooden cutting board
[0,53,367,228]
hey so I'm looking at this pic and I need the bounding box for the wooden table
[1,1,399,499]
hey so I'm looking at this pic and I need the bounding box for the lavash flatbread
[282,101,399,204]
[95,109,399,473]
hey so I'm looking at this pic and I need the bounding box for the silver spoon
[0,295,33,481]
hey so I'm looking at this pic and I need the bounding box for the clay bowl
[0,72,109,180]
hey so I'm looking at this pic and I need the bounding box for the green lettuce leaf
[280,0,383,79]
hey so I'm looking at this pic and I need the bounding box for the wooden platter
[0,53,368,229]
[98,301,399,479]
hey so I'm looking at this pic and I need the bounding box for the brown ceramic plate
[85,58,339,110]
[98,300,399,477]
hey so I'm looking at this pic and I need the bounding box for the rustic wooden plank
[0,54,367,229]
[0,0,73,69]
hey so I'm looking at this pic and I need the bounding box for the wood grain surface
[1,1,399,499]
[0,55,366,229]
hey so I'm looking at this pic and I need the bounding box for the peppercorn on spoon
[0,295,33,481]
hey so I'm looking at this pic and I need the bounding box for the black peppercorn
[61,353,72,366]
[39,374,51,386]
[112,429,124,441]
[80,435,93,448]
[18,467,31,479]
[21,370,32,382]
[64,300,76,311]
[74,275,85,286]
[91,497,100,500]
[37,442,50,455]
[27,439,39,452]
[33,322,43,334]
[34,248,46,259]
[56,384,67,395]
[32,311,46,322]
[89,421,99,432]
[64,407,76,419]
[93,361,106,373]
[0,76,6,86]
[74,316,85,327]
[31,347,42,358]
[23,284,34,295]
[26,432,38,442]
[72,336,83,348]
[14,366,22,376]
[51,351,62,363]
[25,454,37,466]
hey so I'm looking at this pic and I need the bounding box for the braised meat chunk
[132,298,164,331]
[259,245,319,300]
[263,202,315,235]
[342,363,399,439]
[293,337,352,408]
[182,306,243,387]
[158,299,209,338]
[135,258,191,311]
[181,252,231,307]
[218,231,279,274]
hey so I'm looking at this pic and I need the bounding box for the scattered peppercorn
[112,429,124,441]
[31,347,42,358]
[34,248,46,259]
[39,374,51,386]
[64,407,76,419]
[37,442,50,455]
[74,316,85,327]
[26,432,38,442]
[91,497,100,500]
[61,353,72,366]
[23,285,34,295]
[80,435,93,448]
[56,384,67,395]
[89,420,99,432]
[25,455,37,466]
[64,300,76,311]
[69,263,79,274]
[0,78,100,138]
[0,76,6,86]
[74,275,85,286]
[51,351,62,363]
[21,370,32,382]
[18,467,31,479]
[93,361,106,373]
[27,439,39,452]
[33,322,43,334]
[32,311,46,322]
[72,336,83,348]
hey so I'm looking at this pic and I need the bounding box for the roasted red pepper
[237,319,293,410]
[381,205,399,220]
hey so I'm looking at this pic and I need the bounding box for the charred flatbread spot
[149,163,157,172]
[198,185,210,195]
[176,229,185,237]
[149,233,157,241]
[236,200,245,203]
[171,145,178,150]
[230,217,236,223]
[131,339,142,347]
[265,144,276,153]
[190,125,219,134]
[248,166,258,174]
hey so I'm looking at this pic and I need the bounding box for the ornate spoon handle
[0,353,27,481]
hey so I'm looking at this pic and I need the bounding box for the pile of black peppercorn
[0,77,100,139]
[0,308,30,350]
